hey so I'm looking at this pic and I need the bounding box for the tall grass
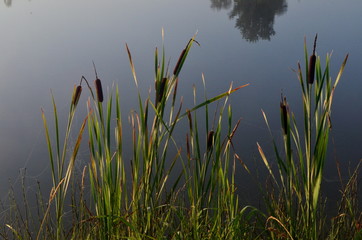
[41,81,88,240]
[35,34,252,239]
[258,35,351,239]
[184,91,255,238]
[84,34,253,239]
[1,35,360,240]
[329,161,362,239]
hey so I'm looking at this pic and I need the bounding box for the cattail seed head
[308,54,316,84]
[187,110,193,132]
[94,78,104,102]
[308,34,318,84]
[156,77,167,106]
[327,115,332,129]
[173,49,186,76]
[72,85,82,106]
[186,134,191,160]
[172,77,179,103]
[280,97,288,135]
[207,130,214,152]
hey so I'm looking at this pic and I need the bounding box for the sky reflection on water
[0,0,361,208]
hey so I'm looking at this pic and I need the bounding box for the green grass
[1,35,361,240]
[257,35,358,239]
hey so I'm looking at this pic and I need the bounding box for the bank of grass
[1,35,361,239]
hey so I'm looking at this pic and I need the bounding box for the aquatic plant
[258,36,349,239]
[1,34,360,240]
[40,78,88,240]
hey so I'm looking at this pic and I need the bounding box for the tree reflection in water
[210,0,233,11]
[4,0,12,7]
[3,0,286,42]
[211,0,287,42]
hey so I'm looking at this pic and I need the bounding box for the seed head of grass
[72,85,82,106]
[308,34,318,84]
[280,96,288,135]
[94,78,104,103]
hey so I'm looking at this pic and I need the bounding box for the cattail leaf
[154,47,158,76]
[261,109,287,175]
[186,134,191,160]
[6,224,22,240]
[63,114,88,195]
[312,174,322,210]
[304,37,309,87]
[315,56,328,110]
[41,109,56,186]
[297,62,306,97]
[257,143,279,186]
[106,92,113,150]
[333,54,349,88]
[125,43,138,88]
[179,84,249,119]
[51,92,60,163]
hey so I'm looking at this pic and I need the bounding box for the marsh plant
[257,35,355,239]
[1,35,360,240]
[31,35,254,239]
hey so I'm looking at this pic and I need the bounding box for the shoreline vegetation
[1,35,361,239]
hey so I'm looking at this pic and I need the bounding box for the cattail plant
[85,35,205,238]
[38,33,252,239]
[259,37,348,239]
[182,82,251,239]
[41,76,88,240]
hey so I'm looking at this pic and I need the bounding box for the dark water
[1,0,361,211]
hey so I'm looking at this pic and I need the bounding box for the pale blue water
[0,0,361,210]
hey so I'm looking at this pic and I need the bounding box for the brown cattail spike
[94,78,104,102]
[207,130,214,152]
[173,49,186,76]
[173,38,200,76]
[186,134,191,160]
[308,55,316,84]
[72,85,82,106]
[327,114,332,129]
[187,109,193,132]
[308,34,318,84]
[156,77,167,106]
[280,96,288,135]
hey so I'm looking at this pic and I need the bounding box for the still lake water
[1,0,361,209]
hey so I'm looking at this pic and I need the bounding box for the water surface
[1,0,361,209]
